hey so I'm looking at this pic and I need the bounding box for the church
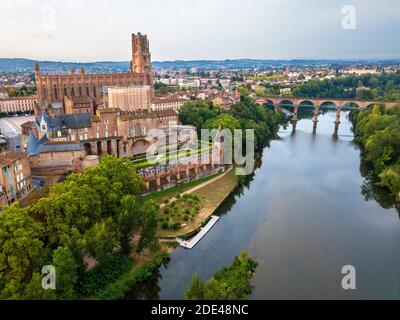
[34,33,154,105]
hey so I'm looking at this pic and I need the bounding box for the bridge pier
[312,105,320,134]
[333,122,340,138]
[333,107,341,138]
[274,105,281,112]
[291,120,297,135]
[292,105,299,122]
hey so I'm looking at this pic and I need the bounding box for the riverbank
[157,167,239,239]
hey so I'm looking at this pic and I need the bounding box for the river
[129,108,400,300]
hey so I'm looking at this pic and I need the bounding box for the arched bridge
[255,96,396,110]
[255,96,397,137]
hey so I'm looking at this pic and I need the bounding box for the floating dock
[176,216,220,249]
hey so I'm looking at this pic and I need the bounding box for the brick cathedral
[34,33,154,104]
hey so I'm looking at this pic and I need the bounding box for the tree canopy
[350,103,400,201]
[185,251,258,300]
[0,156,158,299]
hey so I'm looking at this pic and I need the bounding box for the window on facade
[63,85,67,96]
[141,127,146,136]
[71,86,75,97]
[86,85,89,96]
[78,86,82,96]
[53,85,58,100]
[57,130,62,137]
[49,152,55,160]
[130,128,135,137]
[93,86,97,98]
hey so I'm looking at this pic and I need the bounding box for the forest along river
[129,108,400,299]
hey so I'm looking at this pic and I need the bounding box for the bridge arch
[278,99,295,108]
[339,101,360,109]
[319,101,337,108]
[263,99,275,109]
[298,100,315,108]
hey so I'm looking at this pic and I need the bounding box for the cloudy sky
[0,0,399,61]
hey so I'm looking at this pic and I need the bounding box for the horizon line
[1,57,400,65]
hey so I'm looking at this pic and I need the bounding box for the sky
[0,0,399,62]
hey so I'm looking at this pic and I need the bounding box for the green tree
[0,204,43,284]
[185,251,258,300]
[137,201,159,253]
[23,273,56,300]
[185,274,205,300]
[204,114,241,133]
[116,195,141,255]
[52,247,79,299]
[85,218,117,264]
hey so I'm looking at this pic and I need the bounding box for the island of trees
[185,251,258,300]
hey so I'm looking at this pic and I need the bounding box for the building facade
[34,33,154,105]
[105,85,152,112]
[0,151,33,208]
[150,97,187,111]
[24,107,180,175]
[0,96,37,113]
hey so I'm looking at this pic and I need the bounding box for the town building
[23,106,180,175]
[64,96,95,115]
[0,151,33,208]
[0,96,36,114]
[150,96,187,111]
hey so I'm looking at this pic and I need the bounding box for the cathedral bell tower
[131,33,153,86]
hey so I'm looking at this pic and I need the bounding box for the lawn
[157,168,238,238]
[143,172,221,204]
[158,194,201,231]
[193,168,238,207]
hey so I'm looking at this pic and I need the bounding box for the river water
[133,109,400,300]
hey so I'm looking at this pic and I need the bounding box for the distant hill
[0,58,130,73]
[1,57,399,73]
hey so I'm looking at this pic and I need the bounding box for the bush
[161,222,169,230]
[183,215,189,221]
[164,208,170,215]
[79,254,132,296]
[184,208,190,214]
[172,223,181,230]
